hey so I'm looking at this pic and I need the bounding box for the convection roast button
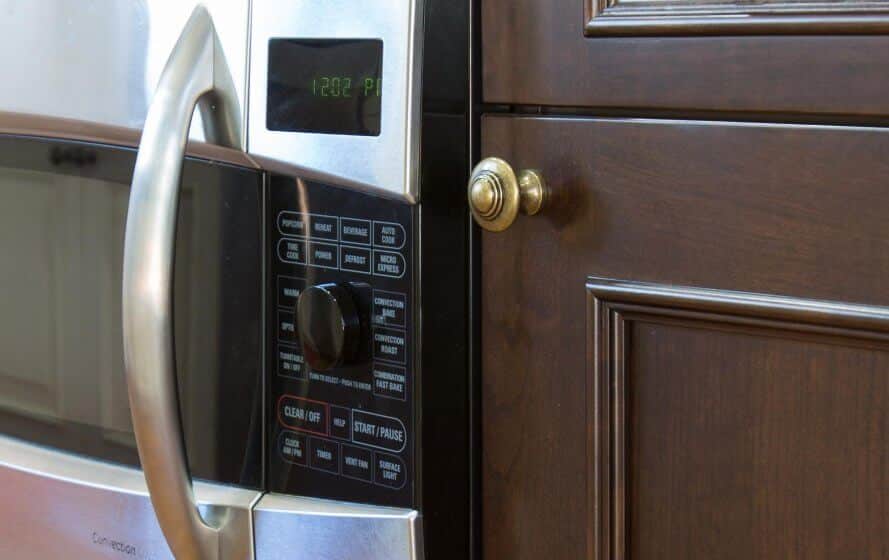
[278,431,308,466]
[373,221,406,249]
[374,452,407,489]
[278,395,328,435]
[296,283,361,371]
[351,410,406,452]
[373,327,406,364]
[341,218,372,245]
[341,445,373,482]
[309,437,340,473]
[372,250,406,278]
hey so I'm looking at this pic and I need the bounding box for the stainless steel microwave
[0,1,473,558]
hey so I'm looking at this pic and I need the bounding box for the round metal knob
[467,157,548,232]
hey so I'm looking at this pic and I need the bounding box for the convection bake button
[341,445,373,482]
[374,452,406,489]
[296,283,361,371]
[372,290,406,327]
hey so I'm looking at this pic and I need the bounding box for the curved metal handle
[122,6,242,560]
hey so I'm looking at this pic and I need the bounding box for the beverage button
[341,218,371,245]
[340,246,372,274]
[330,406,352,440]
[309,242,339,269]
[373,327,406,364]
[373,221,406,249]
[278,396,328,435]
[277,211,307,237]
[278,238,307,265]
[277,276,305,309]
[309,437,339,473]
[373,364,407,400]
[277,344,306,380]
[278,431,307,466]
[372,250,406,278]
[374,452,406,489]
[372,290,407,327]
[351,410,406,452]
[277,310,298,344]
[341,445,373,482]
[309,215,338,241]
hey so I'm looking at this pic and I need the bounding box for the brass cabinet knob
[468,157,548,232]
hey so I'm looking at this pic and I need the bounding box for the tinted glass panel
[0,137,263,487]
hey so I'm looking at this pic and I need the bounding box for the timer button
[296,283,361,371]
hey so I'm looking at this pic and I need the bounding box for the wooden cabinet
[479,116,889,558]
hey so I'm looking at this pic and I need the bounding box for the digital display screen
[267,39,383,136]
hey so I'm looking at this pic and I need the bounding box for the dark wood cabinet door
[479,114,889,558]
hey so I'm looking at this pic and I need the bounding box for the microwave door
[122,7,252,559]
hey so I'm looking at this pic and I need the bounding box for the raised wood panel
[481,116,889,558]
[585,0,889,35]
[483,0,889,115]
[588,278,889,559]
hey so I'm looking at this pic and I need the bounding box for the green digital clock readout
[310,77,382,98]
[267,38,384,136]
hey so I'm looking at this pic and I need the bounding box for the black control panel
[267,175,416,508]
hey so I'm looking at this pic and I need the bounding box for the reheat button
[278,396,328,435]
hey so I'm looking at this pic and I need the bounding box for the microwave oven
[0,1,474,558]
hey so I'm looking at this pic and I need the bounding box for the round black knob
[296,283,360,371]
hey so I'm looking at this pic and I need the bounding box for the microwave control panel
[266,176,416,508]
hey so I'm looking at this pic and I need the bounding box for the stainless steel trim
[254,494,423,560]
[247,0,425,202]
[122,7,247,560]
[0,435,261,560]
[0,0,250,144]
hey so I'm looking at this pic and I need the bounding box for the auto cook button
[373,221,406,249]
[278,431,307,466]
[341,218,371,245]
[373,250,406,278]
[373,327,406,364]
[341,445,373,482]
[374,452,406,489]
[278,396,328,435]
[351,410,406,452]
[309,437,339,473]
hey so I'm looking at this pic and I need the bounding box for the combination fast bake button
[278,396,328,435]
[351,410,406,452]
[373,363,407,400]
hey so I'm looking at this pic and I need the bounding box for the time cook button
[351,410,406,452]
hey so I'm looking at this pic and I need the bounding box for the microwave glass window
[266,38,383,136]
[0,139,263,486]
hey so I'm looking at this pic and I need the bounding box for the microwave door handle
[122,6,242,560]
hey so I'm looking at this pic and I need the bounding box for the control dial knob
[296,283,361,371]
